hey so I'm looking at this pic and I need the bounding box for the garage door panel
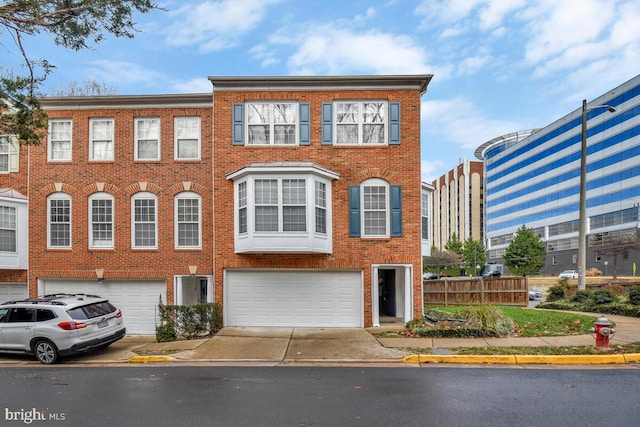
[0,284,28,303]
[225,270,361,327]
[42,280,164,335]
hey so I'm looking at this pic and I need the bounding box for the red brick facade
[1,75,432,330]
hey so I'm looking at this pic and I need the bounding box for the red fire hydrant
[590,316,616,349]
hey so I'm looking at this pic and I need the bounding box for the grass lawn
[428,306,597,337]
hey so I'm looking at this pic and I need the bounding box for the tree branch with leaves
[0,0,161,145]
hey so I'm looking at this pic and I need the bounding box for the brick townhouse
[0,74,432,333]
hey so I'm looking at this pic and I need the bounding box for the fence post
[480,277,484,304]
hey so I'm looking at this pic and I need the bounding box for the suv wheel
[33,340,59,364]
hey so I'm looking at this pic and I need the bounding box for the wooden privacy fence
[423,277,528,307]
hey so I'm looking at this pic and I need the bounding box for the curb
[127,355,175,363]
[403,353,640,365]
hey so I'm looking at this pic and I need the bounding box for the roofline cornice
[208,75,433,94]
[39,93,212,110]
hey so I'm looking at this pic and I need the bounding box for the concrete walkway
[2,312,639,366]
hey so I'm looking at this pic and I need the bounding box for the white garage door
[225,270,362,327]
[42,280,165,335]
[0,284,28,303]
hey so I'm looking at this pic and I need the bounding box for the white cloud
[165,0,283,52]
[171,77,212,93]
[421,158,446,183]
[87,60,166,87]
[422,98,523,151]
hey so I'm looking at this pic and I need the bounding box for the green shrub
[571,290,590,303]
[155,324,177,343]
[458,305,515,336]
[546,285,566,302]
[157,302,223,341]
[590,288,617,305]
[628,286,640,306]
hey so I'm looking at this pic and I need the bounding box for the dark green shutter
[349,185,361,237]
[389,102,400,145]
[390,185,402,237]
[322,103,333,145]
[232,103,244,145]
[299,103,310,145]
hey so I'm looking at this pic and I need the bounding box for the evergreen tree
[445,233,463,256]
[504,225,547,276]
[462,237,486,276]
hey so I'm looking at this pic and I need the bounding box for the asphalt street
[1,366,639,427]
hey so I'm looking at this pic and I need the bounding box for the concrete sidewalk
[2,313,640,366]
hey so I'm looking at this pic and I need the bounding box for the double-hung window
[349,178,402,238]
[135,118,160,160]
[421,192,429,240]
[90,118,114,161]
[247,103,297,145]
[132,193,157,248]
[175,193,201,248]
[89,193,114,248]
[253,179,307,232]
[175,117,200,160]
[315,181,327,234]
[0,136,10,172]
[0,206,16,252]
[48,119,72,161]
[48,194,71,248]
[335,101,386,145]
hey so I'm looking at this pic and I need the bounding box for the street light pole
[577,99,616,290]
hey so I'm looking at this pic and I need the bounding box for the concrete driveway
[177,328,410,363]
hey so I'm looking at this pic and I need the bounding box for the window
[90,118,114,161]
[175,117,200,160]
[246,103,297,145]
[89,193,114,248]
[0,206,16,252]
[36,309,57,322]
[175,193,201,248]
[48,194,71,248]
[363,183,388,236]
[132,193,157,248]
[335,101,386,145]
[239,181,247,234]
[8,308,34,322]
[349,179,402,238]
[227,163,337,253]
[421,192,429,240]
[0,135,9,172]
[572,253,578,264]
[315,181,326,234]
[135,118,160,160]
[48,119,72,161]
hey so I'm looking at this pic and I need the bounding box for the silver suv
[0,294,126,364]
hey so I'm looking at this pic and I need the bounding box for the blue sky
[3,0,640,182]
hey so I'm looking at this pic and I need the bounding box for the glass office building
[476,74,640,276]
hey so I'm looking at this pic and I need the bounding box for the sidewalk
[2,313,640,366]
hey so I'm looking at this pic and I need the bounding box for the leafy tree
[1,0,160,145]
[593,231,640,279]
[462,237,486,276]
[49,79,117,96]
[504,225,547,276]
[423,250,461,277]
[445,233,463,256]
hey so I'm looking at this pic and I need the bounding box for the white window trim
[134,118,161,161]
[131,192,158,249]
[0,205,17,253]
[245,102,299,146]
[334,101,388,145]
[48,119,72,162]
[361,178,390,238]
[174,116,201,160]
[175,192,202,249]
[88,192,114,249]
[47,193,72,249]
[227,163,338,253]
[89,118,115,161]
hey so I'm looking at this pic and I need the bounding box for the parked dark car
[423,272,439,280]
[482,270,502,278]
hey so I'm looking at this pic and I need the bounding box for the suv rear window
[67,302,117,320]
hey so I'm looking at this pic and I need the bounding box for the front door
[379,269,396,317]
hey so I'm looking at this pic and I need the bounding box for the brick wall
[28,101,214,301]
[212,88,424,325]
